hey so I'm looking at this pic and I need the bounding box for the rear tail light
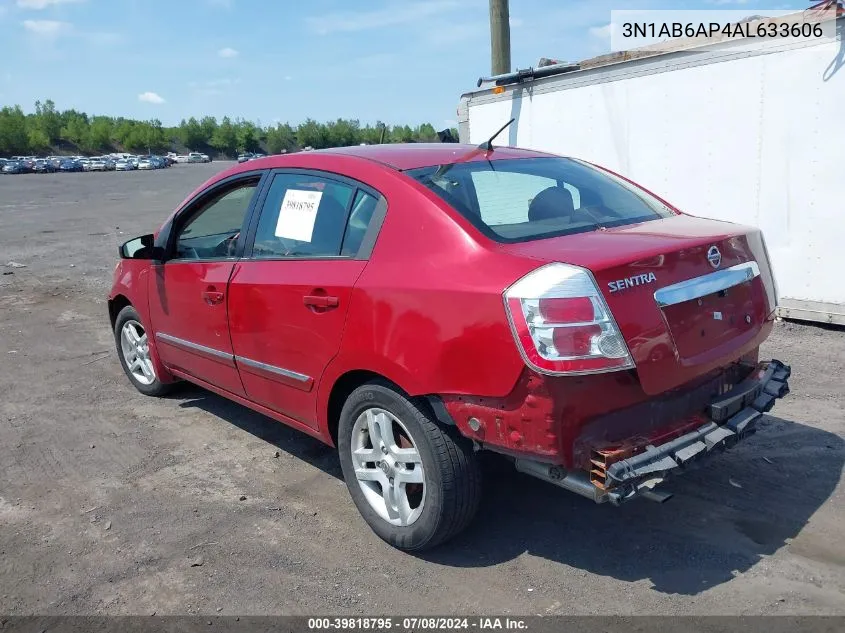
[504,263,635,375]
[759,233,779,308]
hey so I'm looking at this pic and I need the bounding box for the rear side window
[250,172,378,259]
[341,190,379,256]
[407,157,673,243]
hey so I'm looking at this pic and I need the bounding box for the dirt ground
[0,164,843,616]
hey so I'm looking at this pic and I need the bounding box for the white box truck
[458,14,845,325]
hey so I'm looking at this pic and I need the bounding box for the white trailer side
[458,29,845,325]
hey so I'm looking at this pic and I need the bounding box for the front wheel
[113,305,172,397]
[338,381,481,551]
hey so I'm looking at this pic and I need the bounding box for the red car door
[227,171,383,428]
[148,175,263,396]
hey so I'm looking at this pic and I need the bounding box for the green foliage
[296,118,328,149]
[236,119,261,153]
[61,111,91,147]
[0,106,30,154]
[27,127,50,151]
[178,117,206,150]
[34,99,62,144]
[0,99,452,157]
[89,117,113,151]
[210,116,239,156]
[199,116,218,141]
[265,122,296,154]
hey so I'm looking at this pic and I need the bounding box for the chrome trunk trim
[654,261,760,307]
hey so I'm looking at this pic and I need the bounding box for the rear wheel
[114,305,171,397]
[338,381,481,551]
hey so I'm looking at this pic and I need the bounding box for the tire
[338,380,481,551]
[113,305,172,397]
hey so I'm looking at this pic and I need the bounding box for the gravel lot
[0,164,843,616]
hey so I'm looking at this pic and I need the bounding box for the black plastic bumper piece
[604,360,791,504]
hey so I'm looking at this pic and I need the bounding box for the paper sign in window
[274,189,323,241]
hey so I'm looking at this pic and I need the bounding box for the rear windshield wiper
[429,118,515,181]
[574,205,609,230]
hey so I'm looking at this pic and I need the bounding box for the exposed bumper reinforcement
[515,359,791,505]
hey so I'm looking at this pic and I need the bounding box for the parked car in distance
[33,160,57,173]
[59,159,84,172]
[115,159,135,171]
[237,153,254,163]
[187,152,211,163]
[2,160,30,174]
[137,159,155,170]
[88,159,107,172]
[108,143,791,551]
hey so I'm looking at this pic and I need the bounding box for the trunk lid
[500,215,778,394]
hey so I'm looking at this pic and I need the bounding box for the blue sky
[0,0,810,128]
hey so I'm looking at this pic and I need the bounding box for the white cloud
[22,19,70,36]
[589,23,615,40]
[218,47,239,58]
[307,0,463,35]
[284,75,292,81]
[17,0,86,9]
[138,91,165,104]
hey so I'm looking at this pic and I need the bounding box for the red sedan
[109,143,790,550]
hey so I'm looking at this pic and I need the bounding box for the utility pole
[489,0,511,76]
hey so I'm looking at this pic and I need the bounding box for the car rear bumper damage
[514,359,791,505]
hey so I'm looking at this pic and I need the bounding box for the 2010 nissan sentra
[108,142,791,551]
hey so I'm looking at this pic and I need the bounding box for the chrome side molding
[156,332,234,363]
[654,261,760,308]
[235,355,311,383]
[155,332,313,387]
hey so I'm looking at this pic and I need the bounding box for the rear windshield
[406,157,675,243]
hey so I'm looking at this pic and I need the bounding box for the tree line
[0,99,455,157]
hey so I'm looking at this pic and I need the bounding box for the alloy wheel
[119,320,156,385]
[350,407,426,526]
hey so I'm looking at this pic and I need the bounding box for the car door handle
[202,289,225,305]
[303,295,339,308]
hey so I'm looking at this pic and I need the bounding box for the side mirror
[119,234,165,261]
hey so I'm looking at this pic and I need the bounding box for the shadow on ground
[172,386,844,596]
[172,385,344,479]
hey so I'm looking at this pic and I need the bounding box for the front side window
[174,180,258,259]
[407,157,674,243]
[251,173,370,258]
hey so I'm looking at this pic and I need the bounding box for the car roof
[318,143,552,170]
[247,143,554,172]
